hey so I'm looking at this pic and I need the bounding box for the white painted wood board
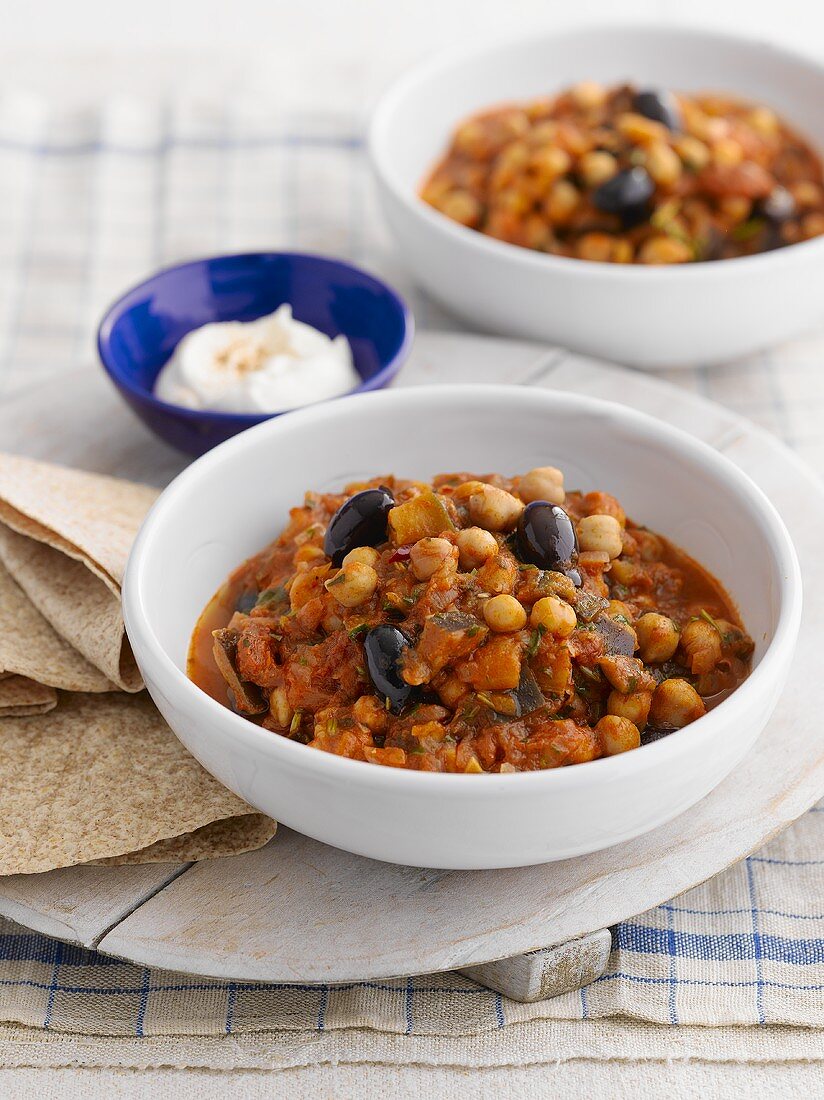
[0,332,821,987]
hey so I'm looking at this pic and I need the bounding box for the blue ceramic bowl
[97,252,414,457]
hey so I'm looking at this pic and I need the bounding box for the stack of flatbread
[0,453,276,876]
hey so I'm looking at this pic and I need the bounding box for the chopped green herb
[732,217,765,242]
[526,625,545,658]
[699,608,721,633]
[466,625,482,638]
[475,692,495,710]
[612,583,630,600]
[289,710,303,736]
[348,623,370,640]
[255,585,288,608]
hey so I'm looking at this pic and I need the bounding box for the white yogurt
[154,305,360,413]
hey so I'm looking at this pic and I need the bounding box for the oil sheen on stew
[188,468,753,773]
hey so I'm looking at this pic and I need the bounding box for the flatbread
[0,692,276,875]
[0,453,158,693]
[0,675,57,717]
[0,561,114,692]
[93,814,276,866]
[0,527,139,690]
[0,453,158,588]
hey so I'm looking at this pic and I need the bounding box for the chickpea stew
[188,468,753,773]
[420,82,824,263]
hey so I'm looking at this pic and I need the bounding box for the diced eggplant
[414,612,487,678]
[513,667,545,716]
[592,614,636,656]
[574,590,610,623]
[479,669,545,723]
[212,628,267,715]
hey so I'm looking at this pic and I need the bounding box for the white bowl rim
[123,383,803,798]
[368,21,824,280]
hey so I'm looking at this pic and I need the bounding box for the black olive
[363,625,415,714]
[632,89,682,131]
[515,502,581,585]
[592,167,655,228]
[759,186,796,223]
[323,487,395,566]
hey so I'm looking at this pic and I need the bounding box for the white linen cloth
[1,92,823,1088]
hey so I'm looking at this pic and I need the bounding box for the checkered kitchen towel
[0,806,822,1035]
[0,93,823,1040]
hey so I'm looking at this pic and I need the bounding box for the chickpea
[713,137,744,167]
[674,134,711,172]
[597,715,641,756]
[439,190,482,227]
[679,619,722,675]
[577,514,623,559]
[531,146,571,182]
[580,150,618,188]
[637,236,692,265]
[646,143,682,187]
[612,239,634,264]
[353,694,388,733]
[608,599,635,622]
[545,179,580,224]
[607,690,652,729]
[483,594,527,633]
[576,232,615,262]
[342,546,380,568]
[468,485,524,532]
[294,544,326,565]
[790,181,822,208]
[570,80,607,109]
[437,675,469,709]
[324,561,378,607]
[609,559,638,587]
[748,106,779,137]
[456,526,499,570]
[719,195,752,226]
[636,613,679,664]
[649,679,706,728]
[530,595,577,637]
[268,687,292,729]
[518,466,565,506]
[617,112,668,146]
[410,537,453,581]
[453,480,488,500]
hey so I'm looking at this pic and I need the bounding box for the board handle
[458,928,612,1003]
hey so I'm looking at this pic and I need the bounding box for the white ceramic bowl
[123,385,802,869]
[369,25,824,368]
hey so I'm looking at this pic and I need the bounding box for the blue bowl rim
[96,250,415,426]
